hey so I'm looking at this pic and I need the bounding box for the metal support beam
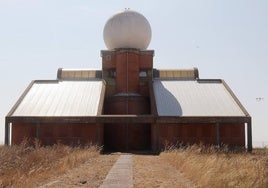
[216,123,220,146]
[247,121,252,152]
[126,123,129,151]
[5,121,9,145]
[36,123,40,139]
[96,124,99,145]
[157,123,160,151]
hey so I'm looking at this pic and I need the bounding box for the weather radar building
[5,9,252,152]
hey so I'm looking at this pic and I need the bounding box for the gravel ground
[37,153,196,188]
[37,154,118,188]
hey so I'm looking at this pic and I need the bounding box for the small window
[106,55,111,61]
[109,70,116,78]
[139,71,147,77]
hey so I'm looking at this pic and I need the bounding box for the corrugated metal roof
[11,80,104,117]
[153,79,246,117]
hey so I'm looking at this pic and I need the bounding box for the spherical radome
[103,9,152,50]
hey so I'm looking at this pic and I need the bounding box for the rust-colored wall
[139,54,153,69]
[116,52,139,93]
[219,123,245,146]
[104,123,151,151]
[158,124,216,146]
[152,123,245,149]
[102,53,116,69]
[102,49,154,97]
[12,123,103,146]
[102,50,153,72]
[12,123,36,144]
[104,96,150,115]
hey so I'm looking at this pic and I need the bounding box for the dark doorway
[104,123,151,151]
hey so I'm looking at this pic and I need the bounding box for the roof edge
[6,115,250,124]
[221,80,251,117]
[6,80,35,117]
[97,80,106,115]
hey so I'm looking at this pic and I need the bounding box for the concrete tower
[101,9,154,150]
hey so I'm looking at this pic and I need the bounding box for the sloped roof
[9,80,105,117]
[153,79,247,117]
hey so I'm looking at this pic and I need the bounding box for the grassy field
[0,140,104,187]
[0,141,267,187]
[161,145,268,188]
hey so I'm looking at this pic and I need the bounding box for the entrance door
[104,123,151,151]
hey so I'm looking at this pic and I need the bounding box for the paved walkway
[100,154,133,188]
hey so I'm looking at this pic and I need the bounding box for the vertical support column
[216,123,220,146]
[96,123,99,145]
[96,123,104,146]
[151,124,159,151]
[157,123,160,151]
[126,123,129,151]
[125,52,129,151]
[247,120,252,152]
[5,120,10,145]
[36,123,40,139]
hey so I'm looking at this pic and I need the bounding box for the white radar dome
[103,9,152,50]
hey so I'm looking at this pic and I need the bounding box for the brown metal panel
[98,124,104,145]
[11,123,100,146]
[104,123,150,151]
[104,96,150,115]
[151,124,158,151]
[158,123,217,147]
[38,123,98,145]
[219,123,245,147]
[12,123,36,145]
[104,123,126,151]
[128,124,151,150]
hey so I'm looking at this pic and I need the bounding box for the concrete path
[100,154,133,188]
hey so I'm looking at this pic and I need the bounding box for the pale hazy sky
[0,0,267,146]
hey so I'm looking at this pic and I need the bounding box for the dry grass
[161,145,268,188]
[2,141,267,188]
[133,155,196,188]
[0,139,102,187]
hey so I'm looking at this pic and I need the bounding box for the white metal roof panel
[11,80,104,117]
[153,79,246,117]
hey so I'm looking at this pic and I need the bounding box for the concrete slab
[100,154,133,188]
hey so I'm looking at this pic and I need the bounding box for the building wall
[151,123,245,150]
[12,123,103,146]
[102,49,154,97]
[103,96,151,151]
[219,123,245,146]
[102,49,153,151]
[104,96,150,114]
[104,123,151,151]
[116,52,139,93]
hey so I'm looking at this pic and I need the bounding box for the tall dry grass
[161,145,268,188]
[0,139,101,187]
